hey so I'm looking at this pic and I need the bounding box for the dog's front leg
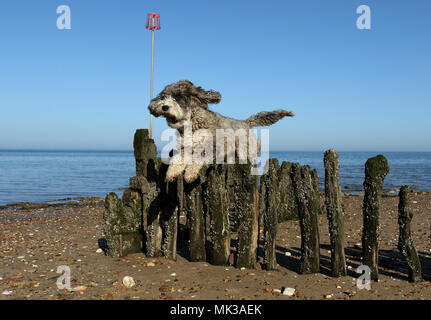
[165,153,186,182]
[184,163,203,183]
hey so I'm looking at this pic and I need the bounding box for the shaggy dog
[148,80,294,183]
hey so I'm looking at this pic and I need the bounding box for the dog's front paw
[183,165,202,183]
[184,172,199,184]
[165,174,178,183]
[165,164,185,183]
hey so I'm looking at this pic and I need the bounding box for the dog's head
[148,80,221,129]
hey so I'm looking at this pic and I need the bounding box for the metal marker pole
[149,22,155,139]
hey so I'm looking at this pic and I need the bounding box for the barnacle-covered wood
[184,172,207,262]
[324,149,346,277]
[103,190,143,258]
[261,159,280,270]
[133,129,158,179]
[398,185,422,282]
[203,165,230,265]
[278,162,298,222]
[233,163,259,269]
[311,168,322,216]
[291,163,320,274]
[161,175,180,261]
[362,154,389,281]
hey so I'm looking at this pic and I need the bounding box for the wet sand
[1,193,431,300]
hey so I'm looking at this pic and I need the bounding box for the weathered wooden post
[291,163,320,274]
[362,154,389,281]
[204,165,231,265]
[161,176,180,260]
[258,175,266,236]
[103,189,144,257]
[133,129,163,257]
[184,174,207,262]
[278,162,298,222]
[324,149,346,277]
[311,168,322,215]
[233,163,259,269]
[261,159,280,270]
[398,185,422,282]
[103,129,159,258]
[134,129,158,179]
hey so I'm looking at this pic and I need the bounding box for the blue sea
[0,150,430,206]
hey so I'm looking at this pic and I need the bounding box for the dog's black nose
[162,105,169,112]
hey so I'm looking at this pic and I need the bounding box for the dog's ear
[196,89,221,105]
[169,80,222,108]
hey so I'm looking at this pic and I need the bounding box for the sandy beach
[1,192,431,300]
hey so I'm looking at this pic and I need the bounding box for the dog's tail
[245,110,295,127]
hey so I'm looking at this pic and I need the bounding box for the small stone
[170,273,177,277]
[253,262,262,271]
[96,248,103,253]
[71,285,87,292]
[122,276,136,288]
[282,287,295,296]
[146,262,155,267]
[2,290,12,295]
[284,252,291,257]
[324,294,333,299]
[347,265,352,270]
[240,267,246,271]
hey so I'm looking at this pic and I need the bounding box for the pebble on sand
[71,285,87,292]
[96,248,103,253]
[282,287,295,296]
[122,276,136,288]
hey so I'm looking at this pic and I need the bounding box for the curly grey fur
[246,110,295,127]
[147,80,295,182]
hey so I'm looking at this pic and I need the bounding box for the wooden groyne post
[362,154,389,281]
[233,163,259,269]
[291,163,320,274]
[324,149,346,277]
[103,190,144,258]
[277,161,298,222]
[184,175,207,262]
[104,129,182,259]
[260,159,280,270]
[398,185,422,282]
[133,129,163,258]
[204,165,231,265]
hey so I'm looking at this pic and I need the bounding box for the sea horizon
[1,149,430,206]
[1,148,431,153]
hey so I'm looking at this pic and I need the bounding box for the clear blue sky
[0,0,430,151]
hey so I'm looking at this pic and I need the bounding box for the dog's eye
[160,95,165,100]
